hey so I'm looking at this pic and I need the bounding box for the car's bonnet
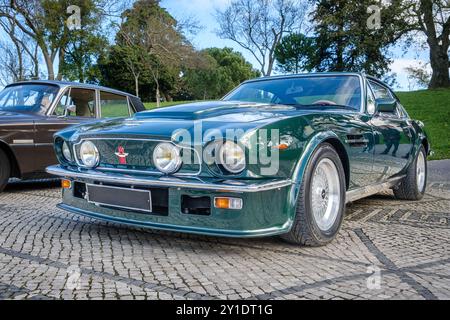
[69,101,308,140]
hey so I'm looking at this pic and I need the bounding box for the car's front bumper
[46,165,297,238]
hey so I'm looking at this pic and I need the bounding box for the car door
[33,87,98,171]
[369,80,413,182]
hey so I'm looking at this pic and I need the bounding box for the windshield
[224,75,362,111]
[0,84,60,114]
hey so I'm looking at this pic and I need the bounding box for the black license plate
[86,184,152,213]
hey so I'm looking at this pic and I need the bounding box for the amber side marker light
[61,179,72,189]
[214,197,243,210]
[274,143,289,150]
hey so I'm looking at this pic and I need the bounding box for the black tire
[0,148,10,192]
[393,145,427,201]
[281,143,346,246]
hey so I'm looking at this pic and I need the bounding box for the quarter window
[100,92,130,118]
[366,86,376,115]
[369,81,392,99]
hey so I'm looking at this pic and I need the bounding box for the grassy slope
[142,89,449,160]
[143,101,195,110]
[396,89,450,160]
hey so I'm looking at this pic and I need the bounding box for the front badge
[115,146,129,165]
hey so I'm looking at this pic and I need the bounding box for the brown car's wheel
[281,143,346,246]
[0,149,10,192]
[393,145,427,201]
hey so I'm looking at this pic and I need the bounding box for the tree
[404,0,450,88]
[116,0,199,106]
[216,0,308,76]
[405,62,432,89]
[0,0,118,80]
[0,12,40,83]
[274,33,315,74]
[310,0,409,78]
[183,47,260,100]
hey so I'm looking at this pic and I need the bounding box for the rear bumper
[47,165,297,238]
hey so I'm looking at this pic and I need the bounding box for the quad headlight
[62,141,72,162]
[153,142,182,174]
[79,141,99,168]
[218,141,246,174]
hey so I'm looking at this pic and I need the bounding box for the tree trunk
[134,74,140,98]
[420,0,450,88]
[155,81,160,108]
[43,52,55,80]
[32,45,39,79]
[428,43,450,89]
[56,49,65,80]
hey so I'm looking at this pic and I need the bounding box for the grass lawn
[143,101,196,110]
[397,89,450,160]
[142,89,449,160]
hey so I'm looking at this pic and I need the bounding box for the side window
[369,81,392,99]
[366,86,376,115]
[53,88,96,117]
[100,92,130,118]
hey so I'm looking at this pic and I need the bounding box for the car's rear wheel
[0,149,10,192]
[393,145,427,200]
[281,143,346,246]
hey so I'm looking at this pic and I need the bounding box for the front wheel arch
[290,132,349,191]
[0,141,21,178]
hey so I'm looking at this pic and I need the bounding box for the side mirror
[376,98,397,113]
[63,104,76,117]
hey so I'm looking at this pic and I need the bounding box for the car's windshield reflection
[0,84,59,114]
[223,75,362,111]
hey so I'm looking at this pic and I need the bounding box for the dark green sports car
[47,73,430,246]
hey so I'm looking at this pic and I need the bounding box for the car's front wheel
[0,149,10,192]
[281,143,346,246]
[393,145,427,200]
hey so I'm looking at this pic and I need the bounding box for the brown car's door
[33,87,98,170]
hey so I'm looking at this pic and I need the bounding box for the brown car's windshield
[0,84,59,114]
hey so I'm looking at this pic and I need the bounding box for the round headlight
[62,141,72,162]
[79,141,99,168]
[153,143,182,174]
[218,141,246,174]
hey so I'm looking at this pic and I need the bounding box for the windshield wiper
[282,103,355,110]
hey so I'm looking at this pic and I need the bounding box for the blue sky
[161,0,431,91]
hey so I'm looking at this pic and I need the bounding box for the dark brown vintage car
[0,80,145,191]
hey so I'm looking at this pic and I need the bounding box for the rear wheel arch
[421,138,430,156]
[0,141,21,178]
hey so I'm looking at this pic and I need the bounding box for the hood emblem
[115,146,129,165]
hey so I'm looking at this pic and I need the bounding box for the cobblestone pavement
[0,165,449,300]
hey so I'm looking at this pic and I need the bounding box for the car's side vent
[345,135,369,147]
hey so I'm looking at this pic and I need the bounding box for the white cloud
[389,58,431,91]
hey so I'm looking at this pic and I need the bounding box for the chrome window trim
[72,137,202,176]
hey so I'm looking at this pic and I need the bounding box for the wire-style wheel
[311,158,342,232]
[416,150,426,193]
[394,145,427,201]
[281,143,346,246]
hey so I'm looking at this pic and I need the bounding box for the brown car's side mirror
[376,98,397,113]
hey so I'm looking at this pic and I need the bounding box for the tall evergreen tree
[311,0,408,78]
